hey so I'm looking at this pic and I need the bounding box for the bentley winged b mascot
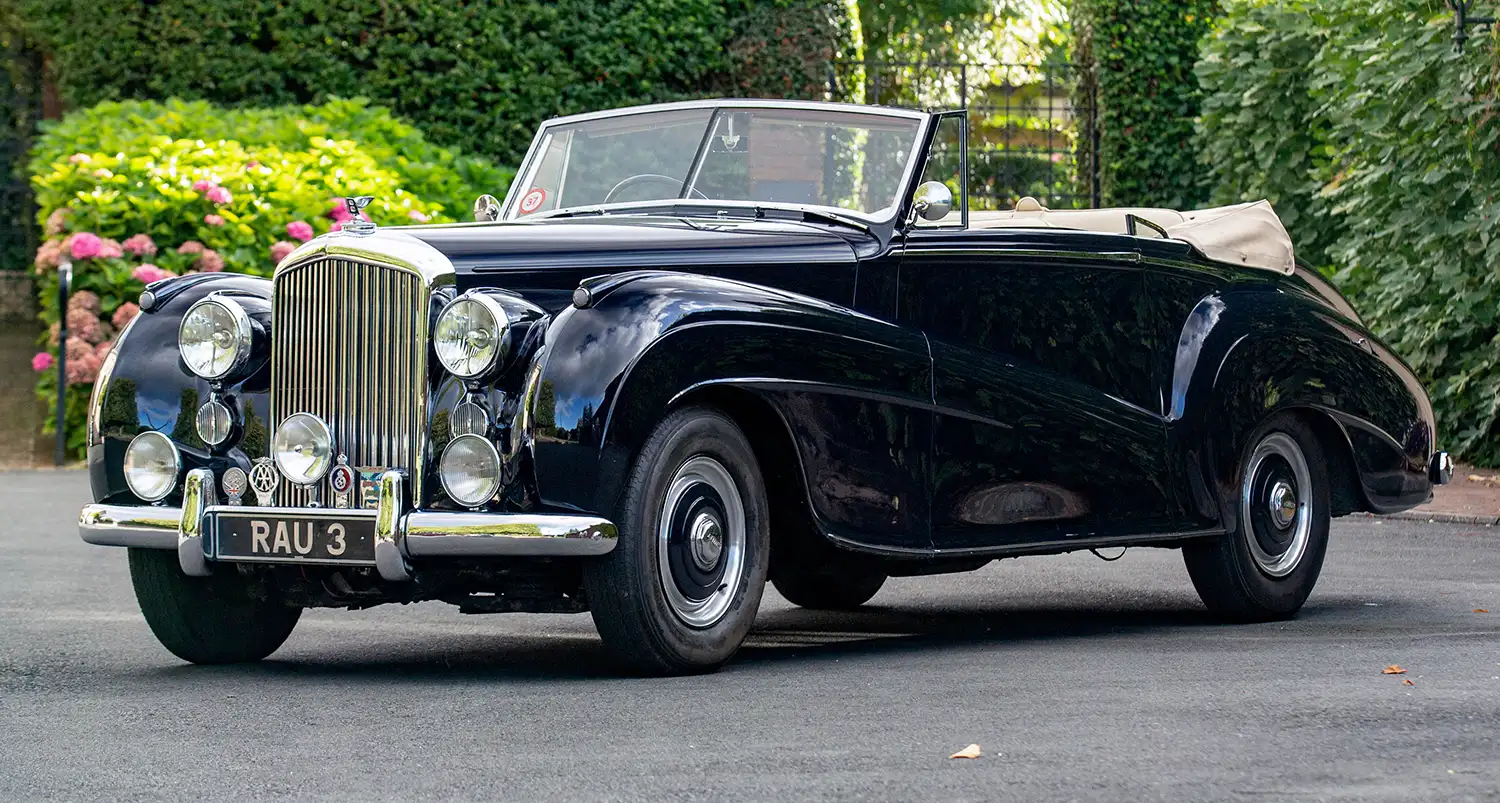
[79,100,1450,675]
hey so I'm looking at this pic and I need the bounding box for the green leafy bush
[1071,0,1221,208]
[1197,0,1500,466]
[27,97,510,458]
[14,0,852,168]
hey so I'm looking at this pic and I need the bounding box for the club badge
[221,467,248,506]
[329,454,355,509]
[358,468,387,510]
[249,457,279,506]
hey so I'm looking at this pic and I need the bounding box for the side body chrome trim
[177,469,215,576]
[404,512,617,557]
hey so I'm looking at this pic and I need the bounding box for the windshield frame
[500,99,934,225]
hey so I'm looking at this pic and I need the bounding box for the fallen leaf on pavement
[1475,609,1490,613]
[1403,679,1415,686]
[1383,665,1407,675]
[950,744,982,760]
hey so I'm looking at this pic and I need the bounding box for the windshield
[505,105,925,221]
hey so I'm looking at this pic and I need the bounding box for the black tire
[128,548,302,664]
[583,406,770,675]
[1183,412,1331,622]
[772,564,886,610]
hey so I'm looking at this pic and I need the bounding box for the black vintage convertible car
[79,99,1450,675]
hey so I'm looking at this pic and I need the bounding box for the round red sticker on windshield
[519,188,547,214]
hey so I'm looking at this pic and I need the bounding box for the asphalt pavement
[2,469,1498,802]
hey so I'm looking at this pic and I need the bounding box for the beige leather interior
[961,198,1296,274]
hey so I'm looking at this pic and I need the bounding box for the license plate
[209,508,377,566]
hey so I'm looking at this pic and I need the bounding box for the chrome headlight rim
[439,434,503,508]
[433,292,511,379]
[271,412,334,486]
[178,295,253,381]
[123,430,181,503]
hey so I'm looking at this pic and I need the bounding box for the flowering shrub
[29,97,513,458]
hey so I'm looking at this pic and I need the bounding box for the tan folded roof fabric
[965,198,1296,275]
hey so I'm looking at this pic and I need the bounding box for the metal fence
[829,61,1096,210]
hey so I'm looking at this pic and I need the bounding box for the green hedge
[1071,0,1221,208]
[1197,0,1500,466]
[28,98,508,458]
[15,0,851,167]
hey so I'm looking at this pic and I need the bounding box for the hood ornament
[341,196,377,235]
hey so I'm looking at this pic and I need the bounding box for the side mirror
[474,194,501,222]
[912,181,953,222]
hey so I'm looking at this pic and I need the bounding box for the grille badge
[330,455,355,510]
[249,458,279,506]
[222,467,248,506]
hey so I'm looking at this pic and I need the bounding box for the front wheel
[1183,413,1331,622]
[583,406,770,675]
[128,548,302,664]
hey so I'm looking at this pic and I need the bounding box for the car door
[896,240,1176,551]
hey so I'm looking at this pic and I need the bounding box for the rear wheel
[583,406,770,675]
[128,548,301,664]
[1183,413,1331,622]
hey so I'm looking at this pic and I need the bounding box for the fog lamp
[123,431,180,502]
[272,413,333,486]
[196,399,233,446]
[439,434,501,507]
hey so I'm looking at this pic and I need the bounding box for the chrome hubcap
[657,456,745,629]
[688,511,724,571]
[1241,432,1312,578]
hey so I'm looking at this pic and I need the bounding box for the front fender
[88,273,274,504]
[529,271,934,546]
[1171,287,1434,526]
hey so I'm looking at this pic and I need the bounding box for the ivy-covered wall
[11,0,852,167]
[1198,0,1500,467]
[1070,0,1221,208]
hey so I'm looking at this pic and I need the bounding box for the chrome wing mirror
[911,181,953,222]
[473,194,501,222]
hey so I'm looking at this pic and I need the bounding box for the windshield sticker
[519,188,548,215]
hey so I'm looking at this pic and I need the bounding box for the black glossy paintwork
[92,209,1438,559]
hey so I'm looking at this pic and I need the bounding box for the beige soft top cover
[965,198,1296,275]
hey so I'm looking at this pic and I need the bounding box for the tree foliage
[1071,0,1221,208]
[1198,0,1500,466]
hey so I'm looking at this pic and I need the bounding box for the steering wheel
[603,173,709,204]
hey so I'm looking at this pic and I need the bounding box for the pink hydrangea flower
[34,240,63,273]
[408,210,429,223]
[177,240,205,255]
[328,202,354,223]
[68,153,90,165]
[245,161,260,169]
[69,232,102,260]
[97,238,123,259]
[122,234,157,257]
[195,250,225,272]
[44,208,70,235]
[204,214,225,226]
[94,340,115,361]
[31,352,53,372]
[132,263,172,284]
[269,240,297,263]
[68,290,101,315]
[192,180,215,192]
[112,302,140,330]
[64,338,102,385]
[67,307,105,344]
[286,221,314,242]
[205,186,232,205]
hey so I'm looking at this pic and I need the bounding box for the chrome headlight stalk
[433,292,512,380]
[179,294,255,382]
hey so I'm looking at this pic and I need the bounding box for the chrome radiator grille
[271,258,427,506]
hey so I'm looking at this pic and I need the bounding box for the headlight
[272,413,333,486]
[179,296,252,380]
[123,431,180,502]
[434,294,510,378]
[439,434,501,507]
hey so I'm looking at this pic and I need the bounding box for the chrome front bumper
[80,468,616,581]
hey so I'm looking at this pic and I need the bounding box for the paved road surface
[3,470,1498,801]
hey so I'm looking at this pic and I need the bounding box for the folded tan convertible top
[966,198,1296,275]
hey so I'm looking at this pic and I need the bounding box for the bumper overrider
[80,468,617,581]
